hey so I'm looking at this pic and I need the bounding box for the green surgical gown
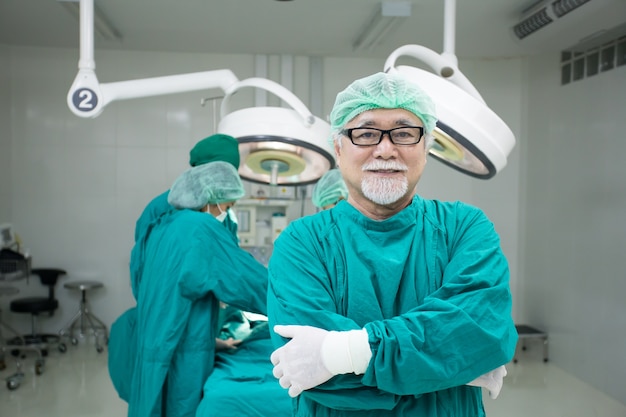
[124,208,268,417]
[134,190,171,242]
[267,195,517,417]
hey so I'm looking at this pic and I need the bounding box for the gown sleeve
[178,220,269,316]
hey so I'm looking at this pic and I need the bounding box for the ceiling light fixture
[58,0,121,42]
[219,78,334,186]
[384,0,516,179]
[65,0,333,186]
[353,1,411,51]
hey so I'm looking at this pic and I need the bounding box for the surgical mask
[215,209,228,223]
[223,208,238,238]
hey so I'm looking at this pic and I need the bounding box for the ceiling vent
[511,0,626,52]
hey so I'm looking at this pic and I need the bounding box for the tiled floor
[1,338,625,417]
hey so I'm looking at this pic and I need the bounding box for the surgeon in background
[267,72,516,416]
[118,161,268,417]
[311,168,349,211]
[134,133,240,242]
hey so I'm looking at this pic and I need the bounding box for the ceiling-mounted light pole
[384,0,515,179]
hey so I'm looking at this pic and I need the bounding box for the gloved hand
[271,325,334,397]
[271,325,372,397]
[466,365,507,399]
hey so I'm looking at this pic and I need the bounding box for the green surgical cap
[312,169,349,208]
[329,72,438,134]
[189,134,240,168]
[168,161,245,209]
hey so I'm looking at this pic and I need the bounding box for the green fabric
[108,307,137,402]
[167,161,244,210]
[126,208,268,417]
[196,338,291,417]
[134,191,171,242]
[312,169,348,209]
[189,134,240,168]
[267,195,517,416]
[329,72,438,135]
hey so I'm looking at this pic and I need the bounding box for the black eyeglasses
[341,126,425,146]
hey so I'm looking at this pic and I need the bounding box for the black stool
[9,268,68,355]
[1,286,46,390]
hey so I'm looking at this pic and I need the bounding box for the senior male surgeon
[311,168,349,211]
[267,72,517,416]
[114,161,268,417]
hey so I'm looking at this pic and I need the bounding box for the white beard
[360,160,410,205]
[361,175,408,205]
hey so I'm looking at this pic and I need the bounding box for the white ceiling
[0,0,625,60]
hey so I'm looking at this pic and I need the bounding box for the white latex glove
[467,365,507,399]
[271,325,334,397]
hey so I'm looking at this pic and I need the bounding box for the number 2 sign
[71,88,99,112]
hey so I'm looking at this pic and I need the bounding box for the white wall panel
[523,52,626,405]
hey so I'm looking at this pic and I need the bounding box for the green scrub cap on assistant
[168,161,245,209]
[312,169,349,208]
[189,133,240,168]
[329,72,438,135]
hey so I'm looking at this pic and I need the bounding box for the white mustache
[361,161,408,171]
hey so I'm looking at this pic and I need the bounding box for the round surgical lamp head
[218,78,335,186]
[385,47,516,179]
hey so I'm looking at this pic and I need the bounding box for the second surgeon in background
[311,168,349,211]
[127,161,268,417]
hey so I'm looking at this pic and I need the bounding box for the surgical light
[384,0,516,179]
[218,78,334,186]
[66,0,334,186]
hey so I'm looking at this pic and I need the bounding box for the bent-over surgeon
[112,161,268,417]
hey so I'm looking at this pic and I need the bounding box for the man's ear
[334,141,341,165]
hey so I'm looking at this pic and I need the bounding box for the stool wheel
[58,343,67,353]
[35,359,45,375]
[7,378,20,391]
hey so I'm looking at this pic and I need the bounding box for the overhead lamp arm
[383,0,484,104]
[220,78,315,128]
[67,0,240,118]
[383,45,485,104]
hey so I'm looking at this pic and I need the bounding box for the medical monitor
[0,223,17,250]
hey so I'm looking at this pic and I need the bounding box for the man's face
[335,108,427,213]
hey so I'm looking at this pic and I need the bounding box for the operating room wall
[521,54,626,405]
[0,45,522,354]
[0,44,10,223]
